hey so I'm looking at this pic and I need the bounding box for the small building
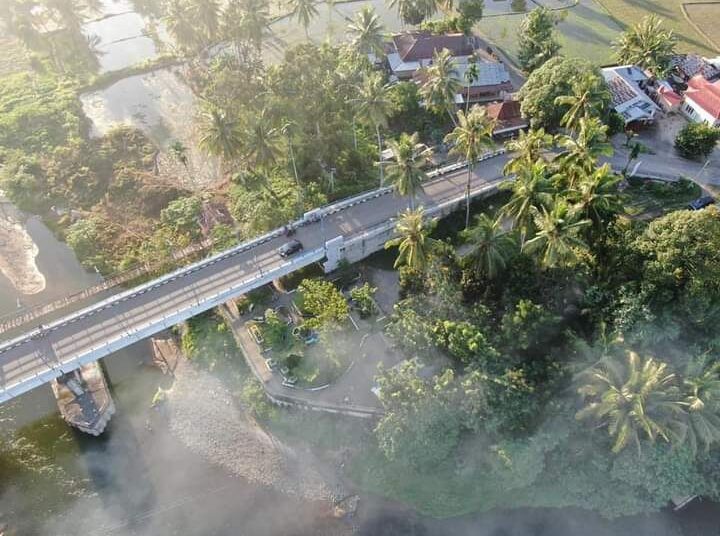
[655,82,683,112]
[485,99,528,137]
[386,32,476,80]
[453,61,513,106]
[601,65,660,127]
[682,74,720,127]
[670,54,720,82]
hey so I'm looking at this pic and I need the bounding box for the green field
[682,2,720,51]
[593,0,719,55]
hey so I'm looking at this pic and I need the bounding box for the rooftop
[601,65,659,123]
[686,74,720,119]
[392,32,475,63]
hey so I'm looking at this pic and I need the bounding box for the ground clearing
[683,2,720,51]
[593,0,718,56]
[475,0,623,66]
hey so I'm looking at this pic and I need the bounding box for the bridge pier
[51,361,115,436]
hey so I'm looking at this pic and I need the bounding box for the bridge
[0,152,509,403]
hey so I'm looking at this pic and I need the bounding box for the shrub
[675,122,720,159]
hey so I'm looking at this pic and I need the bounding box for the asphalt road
[0,156,508,403]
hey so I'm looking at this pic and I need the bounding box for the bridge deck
[0,155,508,403]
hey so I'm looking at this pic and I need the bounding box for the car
[688,196,715,210]
[278,239,303,258]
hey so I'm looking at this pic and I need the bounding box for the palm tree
[445,105,496,229]
[462,214,516,279]
[198,107,243,168]
[386,132,431,209]
[347,5,385,56]
[388,0,438,25]
[164,0,200,53]
[523,198,590,269]
[385,208,434,271]
[555,116,614,188]
[554,72,610,133]
[287,0,319,40]
[499,161,553,241]
[503,128,553,176]
[613,15,677,78]
[420,48,462,126]
[463,62,479,113]
[188,0,220,47]
[354,72,393,187]
[682,357,720,456]
[576,351,686,454]
[243,109,283,172]
[223,0,279,55]
[569,163,624,236]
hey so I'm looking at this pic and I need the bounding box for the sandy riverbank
[0,203,45,295]
[165,357,345,505]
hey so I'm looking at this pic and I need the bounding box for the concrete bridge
[0,152,509,404]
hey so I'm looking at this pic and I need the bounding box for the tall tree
[503,128,553,176]
[568,163,623,237]
[499,161,552,242]
[288,0,319,39]
[576,351,686,454]
[554,71,611,133]
[462,213,516,279]
[386,132,431,209]
[223,0,278,55]
[388,0,438,25]
[523,198,590,268]
[188,0,220,47]
[682,356,720,456]
[198,107,243,170]
[555,116,614,188]
[614,15,677,78]
[517,6,560,72]
[347,5,385,56]
[354,72,393,187]
[385,208,435,271]
[445,105,496,229]
[164,0,200,53]
[420,48,462,126]
[243,108,283,172]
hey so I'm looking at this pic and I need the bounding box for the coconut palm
[555,72,610,133]
[163,0,200,53]
[555,116,613,188]
[681,356,720,456]
[613,15,677,78]
[503,128,553,176]
[243,109,283,172]
[569,163,624,236]
[463,62,479,113]
[188,0,220,47]
[388,0,438,25]
[354,72,393,187]
[420,48,462,126]
[576,351,686,454]
[198,107,243,167]
[523,198,590,269]
[385,207,435,271]
[223,0,279,54]
[462,214,516,279]
[499,161,553,241]
[386,132,432,209]
[288,0,319,39]
[445,105,496,229]
[347,5,385,56]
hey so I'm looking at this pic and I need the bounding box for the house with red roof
[484,99,528,137]
[682,75,720,127]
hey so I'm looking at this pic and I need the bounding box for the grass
[475,0,624,65]
[593,0,718,56]
[682,2,720,51]
[623,177,701,219]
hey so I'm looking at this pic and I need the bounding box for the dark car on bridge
[278,239,303,258]
[688,196,715,211]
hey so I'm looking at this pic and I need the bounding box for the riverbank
[0,201,44,296]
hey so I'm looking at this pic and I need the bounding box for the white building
[601,65,660,126]
[682,74,720,127]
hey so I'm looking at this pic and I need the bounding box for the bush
[675,122,720,159]
[350,282,378,318]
